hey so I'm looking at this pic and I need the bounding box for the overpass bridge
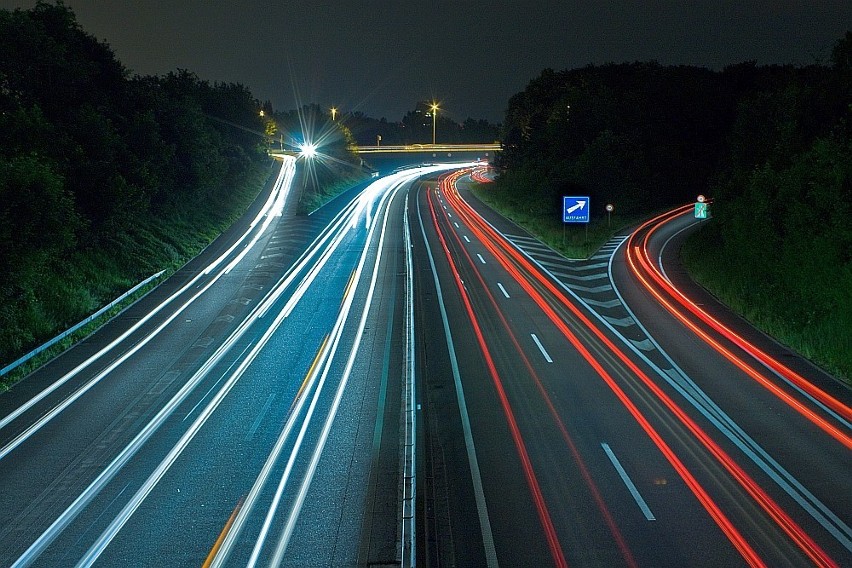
[353,143,500,154]
[269,142,500,158]
[269,142,500,175]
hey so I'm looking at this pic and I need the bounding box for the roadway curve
[1,160,848,568]
[0,159,473,567]
[413,169,851,567]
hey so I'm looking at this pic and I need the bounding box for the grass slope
[1,163,273,391]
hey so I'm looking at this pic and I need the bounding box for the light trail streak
[426,185,568,568]
[211,163,475,567]
[441,171,776,567]
[249,180,401,567]
[456,188,851,554]
[0,158,296,450]
[268,174,404,567]
[626,207,852,440]
[446,174,844,567]
[428,176,638,567]
[416,192,500,568]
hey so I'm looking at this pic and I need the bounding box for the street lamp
[259,109,265,117]
[430,102,439,145]
[330,106,337,121]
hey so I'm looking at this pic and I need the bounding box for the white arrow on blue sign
[563,196,590,223]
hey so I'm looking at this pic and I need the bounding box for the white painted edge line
[601,442,655,521]
[417,191,499,568]
[530,334,553,363]
[657,218,702,283]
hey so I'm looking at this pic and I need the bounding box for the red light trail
[625,206,852,449]
[429,171,638,568]
[435,169,841,567]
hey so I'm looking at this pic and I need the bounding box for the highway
[412,170,851,567]
[0,159,849,567]
[0,158,472,567]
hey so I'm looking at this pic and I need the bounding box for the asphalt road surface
[0,159,474,567]
[0,161,848,567]
[412,170,851,567]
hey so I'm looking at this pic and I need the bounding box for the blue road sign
[563,196,590,223]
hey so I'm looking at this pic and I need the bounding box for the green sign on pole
[694,202,709,219]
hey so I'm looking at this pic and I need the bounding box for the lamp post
[430,102,439,145]
[330,106,337,121]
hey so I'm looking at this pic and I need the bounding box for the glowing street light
[299,142,317,158]
[430,102,439,145]
[330,106,337,121]
[259,109,265,117]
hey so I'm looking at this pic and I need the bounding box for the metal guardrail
[0,270,166,378]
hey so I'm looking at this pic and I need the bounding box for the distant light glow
[299,143,317,158]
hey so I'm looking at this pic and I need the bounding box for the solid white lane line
[477,254,486,264]
[606,241,852,550]
[530,334,553,363]
[497,283,510,299]
[601,443,656,521]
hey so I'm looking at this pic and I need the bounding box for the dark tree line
[496,62,742,216]
[496,35,850,223]
[703,33,851,353]
[0,2,270,362]
[496,32,852,375]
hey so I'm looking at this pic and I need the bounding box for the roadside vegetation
[682,35,852,380]
[471,180,646,259]
[0,3,274,385]
[488,32,852,380]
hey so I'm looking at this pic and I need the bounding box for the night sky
[2,1,850,122]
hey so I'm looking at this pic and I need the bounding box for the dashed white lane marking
[601,442,656,521]
[497,283,510,299]
[530,333,553,363]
